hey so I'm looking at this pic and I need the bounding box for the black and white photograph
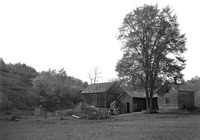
[0,0,200,139]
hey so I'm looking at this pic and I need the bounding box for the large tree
[116,4,187,112]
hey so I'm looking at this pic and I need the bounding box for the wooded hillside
[0,58,88,112]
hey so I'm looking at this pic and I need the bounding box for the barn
[155,82,195,110]
[81,82,124,108]
[116,90,158,113]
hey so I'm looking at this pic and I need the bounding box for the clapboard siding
[156,83,195,110]
[157,87,178,109]
[81,82,123,108]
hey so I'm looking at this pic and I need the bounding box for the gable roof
[172,83,194,92]
[128,90,158,98]
[118,89,157,99]
[126,90,146,98]
[81,82,116,94]
[155,82,194,96]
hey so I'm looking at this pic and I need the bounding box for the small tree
[116,4,187,112]
[88,67,102,84]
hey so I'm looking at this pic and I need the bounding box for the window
[165,97,170,104]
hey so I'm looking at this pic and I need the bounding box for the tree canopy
[116,4,187,111]
[0,58,88,112]
[0,59,38,110]
[32,69,88,110]
[185,76,200,107]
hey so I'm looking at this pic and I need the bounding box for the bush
[108,108,120,115]
[186,106,199,111]
[73,102,109,120]
[55,109,74,117]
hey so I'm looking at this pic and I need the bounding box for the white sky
[0,0,200,83]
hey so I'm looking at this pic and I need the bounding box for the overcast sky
[0,0,199,83]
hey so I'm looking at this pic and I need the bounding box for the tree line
[0,58,88,112]
[186,76,200,107]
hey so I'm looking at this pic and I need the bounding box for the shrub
[186,106,199,111]
[73,102,109,120]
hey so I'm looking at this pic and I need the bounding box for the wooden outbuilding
[81,82,124,108]
[155,82,195,110]
[116,90,158,113]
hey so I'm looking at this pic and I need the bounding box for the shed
[155,82,195,110]
[116,90,158,113]
[81,82,124,108]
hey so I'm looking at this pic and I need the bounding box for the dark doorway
[127,102,130,113]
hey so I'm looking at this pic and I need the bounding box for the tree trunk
[145,87,150,110]
[146,96,149,110]
[149,90,157,113]
[149,96,153,111]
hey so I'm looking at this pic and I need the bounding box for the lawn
[0,110,200,140]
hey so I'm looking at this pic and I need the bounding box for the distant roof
[155,82,194,96]
[81,82,116,94]
[172,83,194,92]
[126,90,145,98]
[120,89,157,98]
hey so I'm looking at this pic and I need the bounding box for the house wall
[106,84,123,107]
[157,87,179,109]
[195,92,200,108]
[118,92,158,113]
[178,91,195,109]
[106,94,120,108]
[97,93,106,108]
[81,93,97,107]
[81,92,107,108]
[81,83,124,108]
[132,98,146,111]
[118,93,133,113]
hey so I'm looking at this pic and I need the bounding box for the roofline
[81,82,117,94]
[87,81,115,86]
[154,82,195,94]
[117,91,126,99]
[81,91,106,94]
[105,82,116,93]
[177,90,194,93]
[117,90,154,99]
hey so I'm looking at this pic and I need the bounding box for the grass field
[0,110,200,140]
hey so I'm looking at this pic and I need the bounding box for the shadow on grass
[157,109,200,115]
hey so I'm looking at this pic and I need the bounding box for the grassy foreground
[0,110,200,140]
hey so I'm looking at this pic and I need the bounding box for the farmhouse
[155,82,195,110]
[81,82,124,108]
[81,80,195,113]
[116,90,158,113]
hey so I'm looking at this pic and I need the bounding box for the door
[127,102,130,113]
